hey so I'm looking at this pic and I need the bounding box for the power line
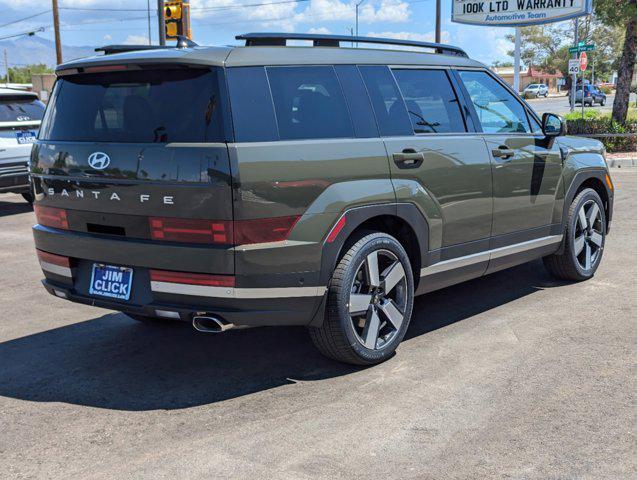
[0,10,51,29]
[0,27,46,42]
[60,0,309,13]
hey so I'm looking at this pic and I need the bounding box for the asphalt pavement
[0,171,635,479]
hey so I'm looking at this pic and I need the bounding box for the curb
[607,158,637,168]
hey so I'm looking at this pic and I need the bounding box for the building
[492,65,564,93]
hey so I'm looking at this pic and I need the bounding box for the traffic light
[164,0,191,40]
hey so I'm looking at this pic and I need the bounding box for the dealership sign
[452,0,592,27]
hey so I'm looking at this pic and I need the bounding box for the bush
[566,113,637,153]
[599,85,613,95]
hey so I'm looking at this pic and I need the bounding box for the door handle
[492,147,515,160]
[393,149,424,169]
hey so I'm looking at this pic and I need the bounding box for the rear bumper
[34,224,325,327]
[0,161,29,193]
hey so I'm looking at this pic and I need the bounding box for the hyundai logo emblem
[88,152,111,170]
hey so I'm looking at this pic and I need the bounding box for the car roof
[56,44,485,72]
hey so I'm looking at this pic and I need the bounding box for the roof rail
[236,32,468,57]
[96,36,199,55]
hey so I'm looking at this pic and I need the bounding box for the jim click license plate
[89,264,133,300]
[16,130,36,144]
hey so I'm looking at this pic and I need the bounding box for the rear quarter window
[266,66,354,141]
[40,67,227,143]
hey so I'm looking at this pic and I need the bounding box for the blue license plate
[89,264,133,301]
[16,130,36,144]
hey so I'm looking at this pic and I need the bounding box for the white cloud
[124,35,150,45]
[294,0,411,24]
[103,34,112,41]
[307,26,331,34]
[366,30,451,43]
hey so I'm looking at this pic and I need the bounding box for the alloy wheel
[574,200,604,271]
[347,249,408,350]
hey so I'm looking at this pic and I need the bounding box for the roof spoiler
[96,36,198,55]
[236,32,468,57]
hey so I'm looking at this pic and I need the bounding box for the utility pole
[435,0,441,43]
[570,18,579,112]
[513,27,521,94]
[51,0,62,65]
[157,0,166,46]
[147,0,152,45]
[355,0,365,46]
[4,49,9,87]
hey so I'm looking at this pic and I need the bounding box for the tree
[492,60,513,68]
[594,0,637,123]
[0,64,53,84]
[506,24,566,73]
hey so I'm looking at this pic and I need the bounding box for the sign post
[580,51,588,118]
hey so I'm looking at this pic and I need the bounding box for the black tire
[309,232,414,365]
[600,100,606,106]
[543,188,606,281]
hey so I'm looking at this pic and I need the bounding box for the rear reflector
[37,250,73,279]
[326,216,346,243]
[150,269,235,287]
[234,216,300,245]
[149,215,300,245]
[149,217,231,244]
[36,250,71,267]
[34,205,69,230]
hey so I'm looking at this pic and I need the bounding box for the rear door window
[358,65,412,137]
[266,66,354,140]
[0,96,45,123]
[458,70,531,134]
[40,68,227,143]
[392,69,466,134]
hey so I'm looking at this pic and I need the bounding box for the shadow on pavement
[0,199,32,218]
[0,260,564,411]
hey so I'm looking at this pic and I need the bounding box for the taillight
[149,217,232,244]
[150,269,235,287]
[34,205,69,230]
[234,216,300,244]
[149,215,300,245]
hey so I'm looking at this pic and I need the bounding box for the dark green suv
[31,33,613,365]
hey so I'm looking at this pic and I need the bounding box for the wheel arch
[555,169,613,255]
[317,203,429,291]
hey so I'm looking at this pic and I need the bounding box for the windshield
[40,67,226,143]
[0,96,45,123]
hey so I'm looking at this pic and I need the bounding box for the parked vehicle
[31,33,614,365]
[574,85,607,106]
[523,83,548,98]
[0,88,45,202]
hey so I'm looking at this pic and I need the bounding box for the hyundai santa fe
[31,33,614,365]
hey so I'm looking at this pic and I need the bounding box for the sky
[0,0,518,65]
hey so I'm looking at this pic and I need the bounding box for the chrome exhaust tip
[192,315,234,333]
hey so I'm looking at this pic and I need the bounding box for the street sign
[580,52,588,71]
[568,59,581,75]
[569,43,595,54]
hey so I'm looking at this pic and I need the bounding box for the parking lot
[0,170,635,479]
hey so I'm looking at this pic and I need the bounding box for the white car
[523,83,549,98]
[0,88,45,203]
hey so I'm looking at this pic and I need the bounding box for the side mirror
[542,112,566,137]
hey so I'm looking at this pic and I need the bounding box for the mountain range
[0,36,96,69]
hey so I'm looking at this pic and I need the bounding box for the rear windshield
[0,96,45,123]
[40,68,226,143]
